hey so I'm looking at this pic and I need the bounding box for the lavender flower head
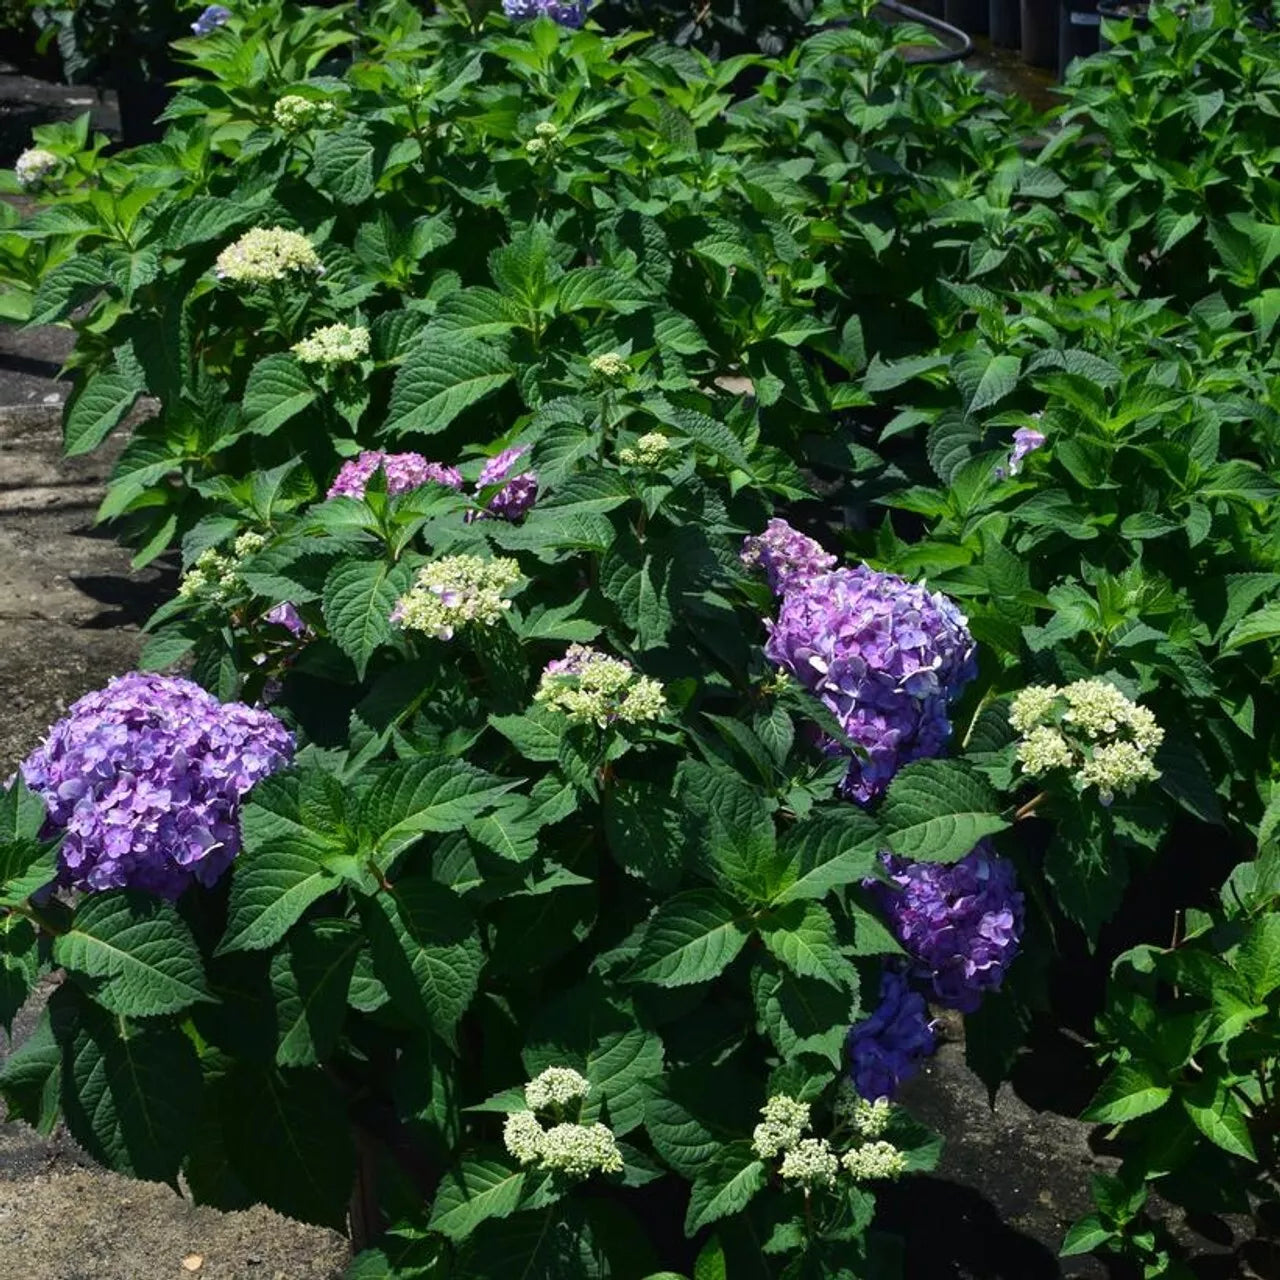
[503,0,585,25]
[741,519,837,596]
[764,566,977,803]
[870,843,1024,1013]
[191,5,231,36]
[327,451,463,501]
[469,446,538,522]
[20,673,293,898]
[848,969,937,1101]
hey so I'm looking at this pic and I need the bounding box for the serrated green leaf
[774,808,881,904]
[879,760,1009,862]
[55,892,211,1018]
[322,556,410,680]
[219,837,340,954]
[64,364,144,457]
[629,890,752,987]
[271,919,361,1067]
[1084,1062,1172,1125]
[385,338,512,437]
[429,1155,527,1241]
[241,353,317,438]
[1181,1080,1256,1161]
[684,1142,767,1234]
[760,901,855,989]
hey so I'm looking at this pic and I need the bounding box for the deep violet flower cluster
[470,446,539,522]
[502,0,585,26]
[847,970,937,1101]
[20,673,293,898]
[763,564,977,803]
[327,451,463,501]
[741,518,837,596]
[869,843,1025,1014]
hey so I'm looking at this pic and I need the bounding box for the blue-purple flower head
[848,969,937,1101]
[870,843,1024,1014]
[997,424,1046,481]
[20,673,292,898]
[470,446,539,522]
[741,519,837,597]
[503,0,585,26]
[191,4,231,35]
[763,564,977,803]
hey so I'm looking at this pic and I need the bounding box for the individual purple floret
[763,566,976,803]
[741,519,837,597]
[869,843,1024,1014]
[20,672,293,898]
[263,602,309,638]
[848,969,937,1101]
[191,4,231,35]
[326,451,464,501]
[503,0,585,24]
[1007,426,1046,476]
[470,446,538,522]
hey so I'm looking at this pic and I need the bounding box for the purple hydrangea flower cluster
[996,424,1047,480]
[741,518,837,596]
[763,565,977,803]
[263,601,309,638]
[469,446,539,522]
[847,970,937,1101]
[869,843,1025,1014]
[20,673,293,898]
[191,4,231,35]
[503,0,585,25]
[327,451,464,501]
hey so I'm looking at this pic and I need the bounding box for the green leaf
[0,777,47,842]
[774,808,881,903]
[64,363,144,457]
[760,901,856,989]
[385,338,513,437]
[1222,601,1280,653]
[219,837,340,954]
[428,1155,527,1241]
[241,353,317,437]
[312,125,376,204]
[322,556,411,680]
[1181,1080,1256,1161]
[271,919,361,1067]
[1059,1215,1114,1257]
[362,878,483,1047]
[0,915,40,1032]
[489,706,565,762]
[0,1007,61,1131]
[56,988,201,1184]
[604,781,691,895]
[879,760,1009,862]
[629,890,752,987]
[1236,915,1280,1002]
[1083,1062,1172,1125]
[751,961,853,1067]
[684,1142,767,1235]
[951,349,1021,414]
[54,892,211,1018]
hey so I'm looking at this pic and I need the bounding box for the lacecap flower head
[869,842,1024,1014]
[326,451,463,500]
[215,227,323,284]
[779,1138,840,1189]
[842,1140,907,1181]
[618,433,671,467]
[752,1094,810,1160]
[741,518,837,597]
[391,555,521,640]
[591,352,629,380]
[525,1066,591,1112]
[272,95,339,133]
[292,323,368,367]
[178,530,265,608]
[1010,680,1163,805]
[764,565,976,804]
[20,672,292,897]
[847,969,937,1101]
[534,645,666,727]
[15,148,59,191]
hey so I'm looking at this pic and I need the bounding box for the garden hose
[877,0,974,63]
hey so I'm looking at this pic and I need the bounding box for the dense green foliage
[2,1,1280,1275]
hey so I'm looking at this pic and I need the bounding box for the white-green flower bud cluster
[391,555,521,640]
[849,1096,892,1140]
[842,1140,907,1181]
[215,227,323,283]
[590,352,630,381]
[292,322,370,367]
[619,433,672,467]
[752,1094,811,1160]
[524,1066,591,1112]
[177,531,266,607]
[535,121,560,139]
[534,644,666,727]
[1010,680,1164,805]
[502,1067,622,1180]
[780,1137,840,1189]
[15,148,58,190]
[273,95,339,133]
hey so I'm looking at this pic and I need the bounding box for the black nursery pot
[1058,0,1101,76]
[989,0,1022,45]
[944,0,989,34]
[1020,0,1058,66]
